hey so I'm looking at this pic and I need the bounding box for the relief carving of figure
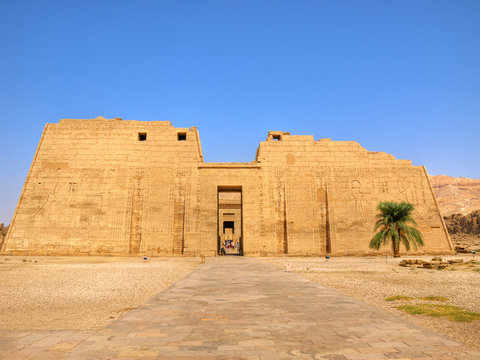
[394,178,429,224]
[351,180,367,226]
[30,183,63,223]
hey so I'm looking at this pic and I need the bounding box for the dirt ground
[2,254,479,351]
[0,256,201,330]
[265,254,480,350]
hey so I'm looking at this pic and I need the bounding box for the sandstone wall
[3,118,203,255]
[2,118,454,256]
[256,133,452,256]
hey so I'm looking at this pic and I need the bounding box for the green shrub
[385,295,413,301]
[396,304,480,322]
[418,296,447,302]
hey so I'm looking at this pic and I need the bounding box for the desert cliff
[430,175,480,252]
[430,175,480,216]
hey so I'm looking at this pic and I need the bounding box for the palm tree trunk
[391,236,400,257]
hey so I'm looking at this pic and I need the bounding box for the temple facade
[2,117,454,256]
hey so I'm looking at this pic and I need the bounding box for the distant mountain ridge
[429,175,480,252]
[429,175,480,216]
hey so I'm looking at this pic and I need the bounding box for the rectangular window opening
[273,135,281,141]
[138,132,147,141]
[177,132,187,141]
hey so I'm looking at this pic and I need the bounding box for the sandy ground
[2,254,479,351]
[0,256,201,330]
[265,254,480,350]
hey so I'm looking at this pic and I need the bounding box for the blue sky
[0,0,479,224]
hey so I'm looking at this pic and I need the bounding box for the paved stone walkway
[1,257,479,359]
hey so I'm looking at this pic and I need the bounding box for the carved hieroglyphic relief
[314,175,328,253]
[129,173,144,254]
[258,176,266,236]
[350,180,369,226]
[30,182,62,224]
[172,170,189,254]
[270,171,286,254]
[3,119,453,256]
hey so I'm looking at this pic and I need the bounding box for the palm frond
[370,201,424,256]
[406,226,424,246]
[374,218,386,232]
[369,229,388,250]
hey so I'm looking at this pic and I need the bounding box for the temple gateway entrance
[218,187,243,255]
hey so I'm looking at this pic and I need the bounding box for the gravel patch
[265,254,480,350]
[0,256,201,330]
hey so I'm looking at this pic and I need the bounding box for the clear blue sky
[1,0,479,224]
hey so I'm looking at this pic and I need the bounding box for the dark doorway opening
[217,187,243,256]
[223,221,234,233]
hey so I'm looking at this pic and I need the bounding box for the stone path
[1,257,479,359]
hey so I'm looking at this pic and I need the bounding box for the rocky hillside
[443,211,480,252]
[0,223,9,249]
[430,175,480,216]
[429,175,480,252]
[444,210,480,235]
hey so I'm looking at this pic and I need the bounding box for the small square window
[138,132,147,141]
[177,132,186,141]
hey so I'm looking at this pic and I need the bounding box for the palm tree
[369,201,424,257]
